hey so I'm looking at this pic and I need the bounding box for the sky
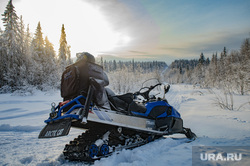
[0,0,250,64]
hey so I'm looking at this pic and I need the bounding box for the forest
[164,44,250,95]
[0,0,71,92]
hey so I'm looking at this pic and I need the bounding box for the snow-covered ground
[0,85,249,166]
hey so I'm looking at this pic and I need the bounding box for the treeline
[164,39,250,95]
[94,58,168,94]
[0,0,71,92]
[98,58,167,73]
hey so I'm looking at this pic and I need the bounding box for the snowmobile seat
[106,88,133,113]
[128,101,147,114]
[116,93,133,104]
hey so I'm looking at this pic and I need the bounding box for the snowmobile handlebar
[134,83,162,100]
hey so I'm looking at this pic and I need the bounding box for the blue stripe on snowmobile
[132,101,181,119]
[157,112,168,118]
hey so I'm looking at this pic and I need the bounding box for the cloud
[86,0,160,46]
[129,50,148,55]
[85,0,249,60]
[158,29,249,59]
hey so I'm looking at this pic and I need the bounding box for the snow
[0,85,249,165]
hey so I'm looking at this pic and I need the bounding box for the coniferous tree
[29,22,46,87]
[0,28,6,87]
[1,0,22,89]
[59,24,67,61]
[132,59,135,72]
[24,24,32,57]
[222,47,227,58]
[205,58,210,66]
[113,60,117,70]
[58,24,71,72]
[196,53,205,84]
[19,16,25,56]
[209,53,218,86]
[44,36,59,87]
[238,38,250,95]
[23,24,34,86]
[32,22,44,59]
[16,15,29,87]
[2,0,20,59]
[44,36,55,58]
[217,47,226,85]
[198,52,205,65]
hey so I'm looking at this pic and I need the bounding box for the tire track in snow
[0,124,42,132]
[0,100,46,105]
[0,109,49,120]
[0,108,24,113]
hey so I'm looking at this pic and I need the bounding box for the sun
[14,0,131,57]
[69,1,132,56]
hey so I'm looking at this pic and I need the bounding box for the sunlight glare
[14,0,131,57]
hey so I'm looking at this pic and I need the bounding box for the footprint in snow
[19,156,33,165]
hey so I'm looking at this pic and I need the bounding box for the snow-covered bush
[107,67,161,94]
[164,38,250,96]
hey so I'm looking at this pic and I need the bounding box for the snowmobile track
[63,124,196,162]
[63,125,162,162]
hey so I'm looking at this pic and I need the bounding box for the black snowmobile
[38,52,196,161]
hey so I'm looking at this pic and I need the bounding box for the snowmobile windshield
[136,78,163,100]
[141,78,160,88]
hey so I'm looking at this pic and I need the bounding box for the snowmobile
[38,52,196,161]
